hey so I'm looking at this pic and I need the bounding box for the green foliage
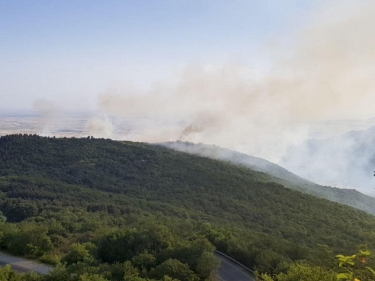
[150,259,199,281]
[336,248,375,281]
[170,238,215,274]
[1,201,38,223]
[4,223,53,257]
[3,135,375,279]
[0,265,41,281]
[97,226,172,264]
[131,252,156,270]
[259,263,336,281]
[122,261,143,280]
[62,243,95,265]
[196,251,219,279]
[79,274,108,281]
[39,252,61,265]
[0,265,20,281]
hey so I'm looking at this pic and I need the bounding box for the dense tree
[258,263,336,281]
[150,259,199,281]
[62,243,95,265]
[1,135,375,279]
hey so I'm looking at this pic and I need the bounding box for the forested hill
[161,141,375,216]
[2,134,375,279]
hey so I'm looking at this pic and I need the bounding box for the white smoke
[33,99,63,136]
[26,0,375,194]
[85,117,114,138]
[94,0,375,163]
[280,126,375,196]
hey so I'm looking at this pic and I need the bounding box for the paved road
[0,251,53,274]
[1,250,255,280]
[213,252,256,281]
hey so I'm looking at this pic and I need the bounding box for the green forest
[1,134,375,281]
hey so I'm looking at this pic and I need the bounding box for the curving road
[0,251,53,274]
[1,250,255,280]
[213,251,256,281]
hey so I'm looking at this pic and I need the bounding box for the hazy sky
[2,0,375,158]
[1,0,315,111]
[2,1,375,193]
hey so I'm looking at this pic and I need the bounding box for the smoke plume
[280,125,375,196]
[96,0,375,163]
[33,99,63,136]
[85,117,114,138]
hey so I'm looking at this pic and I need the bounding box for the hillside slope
[1,135,375,273]
[162,141,375,215]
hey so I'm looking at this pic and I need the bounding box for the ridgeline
[1,134,375,280]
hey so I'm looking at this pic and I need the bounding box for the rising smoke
[94,1,375,160]
[84,1,375,194]
[85,117,114,139]
[280,125,375,196]
[33,99,63,136]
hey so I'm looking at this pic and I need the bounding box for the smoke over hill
[280,125,375,196]
[90,0,375,163]
[4,1,375,195]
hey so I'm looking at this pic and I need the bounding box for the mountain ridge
[2,134,375,275]
[161,141,375,216]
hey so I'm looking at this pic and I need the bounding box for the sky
[1,0,375,159]
[1,0,315,111]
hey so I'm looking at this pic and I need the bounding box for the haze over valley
[1,111,375,196]
[2,0,375,196]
